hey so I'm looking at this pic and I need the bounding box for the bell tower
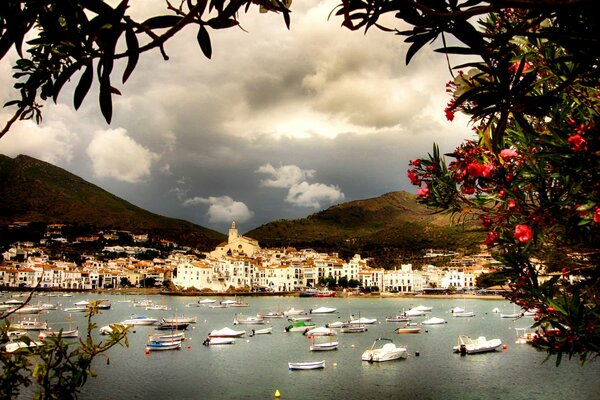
[228,221,239,244]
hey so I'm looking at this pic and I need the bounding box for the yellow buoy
[274,389,281,398]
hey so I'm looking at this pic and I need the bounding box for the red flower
[480,215,493,229]
[514,224,533,243]
[466,162,485,178]
[407,170,420,186]
[485,231,499,247]
[409,159,421,167]
[567,133,588,151]
[508,199,516,210]
[594,207,600,223]
[462,185,475,195]
[445,108,455,122]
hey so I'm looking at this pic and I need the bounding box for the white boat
[208,327,246,338]
[4,340,44,353]
[288,360,325,370]
[11,320,49,330]
[63,306,88,313]
[404,309,426,317]
[199,298,217,304]
[99,323,130,335]
[204,337,236,345]
[304,327,337,336]
[250,327,273,336]
[349,317,377,325]
[450,306,465,314]
[310,307,336,314]
[453,311,475,318]
[208,304,228,308]
[38,329,79,339]
[522,309,538,316]
[74,300,90,307]
[413,305,433,312]
[422,317,446,325]
[341,325,368,333]
[257,312,284,319]
[145,340,182,351]
[500,312,521,318]
[326,321,349,328]
[162,316,197,324]
[385,315,410,323]
[309,335,339,351]
[453,335,502,354]
[233,315,265,325]
[288,316,312,322]
[149,332,186,342]
[144,304,166,311]
[40,303,58,311]
[283,307,304,316]
[362,338,408,362]
[492,307,501,313]
[120,315,158,325]
[223,299,249,307]
[11,306,44,314]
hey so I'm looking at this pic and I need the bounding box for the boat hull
[288,361,325,370]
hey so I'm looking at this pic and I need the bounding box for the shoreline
[3,287,506,300]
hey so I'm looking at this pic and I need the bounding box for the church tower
[228,221,239,244]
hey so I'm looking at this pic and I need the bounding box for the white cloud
[256,163,315,188]
[183,195,254,223]
[286,181,345,208]
[0,113,77,166]
[86,128,159,183]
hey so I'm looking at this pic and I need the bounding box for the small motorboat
[288,316,312,322]
[310,307,336,314]
[413,305,433,312]
[121,316,158,326]
[404,309,426,317]
[38,328,79,339]
[309,339,339,351]
[208,327,246,338]
[422,317,446,325]
[349,317,377,325]
[162,316,197,324]
[326,321,349,328]
[283,308,305,316]
[385,316,411,323]
[304,327,337,336]
[199,298,217,304]
[450,306,465,314]
[453,311,475,317]
[257,312,284,319]
[233,315,265,325]
[285,321,316,333]
[11,320,49,331]
[250,327,273,336]
[155,322,189,331]
[362,338,408,362]
[99,323,130,335]
[4,340,44,353]
[288,360,325,370]
[145,305,168,311]
[149,332,186,342]
[145,340,182,351]
[453,335,502,354]
[63,306,88,313]
[204,337,235,345]
[395,326,421,334]
[340,325,368,333]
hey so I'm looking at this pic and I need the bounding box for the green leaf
[405,33,434,64]
[74,63,94,110]
[140,15,183,30]
[122,26,139,83]
[197,25,212,59]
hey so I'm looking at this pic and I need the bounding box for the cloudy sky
[0,1,473,234]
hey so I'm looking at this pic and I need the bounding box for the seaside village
[1,222,501,294]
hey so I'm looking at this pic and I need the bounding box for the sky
[0,1,473,235]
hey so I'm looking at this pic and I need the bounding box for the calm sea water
[12,293,600,400]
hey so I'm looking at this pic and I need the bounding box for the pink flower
[567,134,588,151]
[500,148,519,159]
[407,171,420,186]
[417,187,430,198]
[594,207,600,223]
[514,224,533,243]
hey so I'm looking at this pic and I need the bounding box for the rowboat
[38,328,79,339]
[145,340,182,351]
[162,316,197,324]
[288,360,325,370]
[310,307,336,314]
[233,315,265,325]
[149,332,186,342]
[341,325,367,333]
[250,327,273,336]
[395,326,421,334]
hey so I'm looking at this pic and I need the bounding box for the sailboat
[500,303,522,318]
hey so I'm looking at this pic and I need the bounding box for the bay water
[19,293,600,399]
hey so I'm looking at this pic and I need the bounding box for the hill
[0,154,225,249]
[246,191,484,262]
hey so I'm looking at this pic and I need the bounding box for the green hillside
[246,191,483,261]
[0,154,225,249]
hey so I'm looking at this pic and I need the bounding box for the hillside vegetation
[0,154,225,249]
